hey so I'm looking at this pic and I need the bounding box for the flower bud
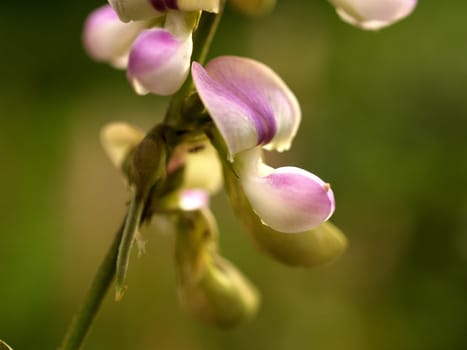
[175,210,260,327]
[224,168,346,267]
[130,124,168,191]
[229,0,276,16]
[329,0,417,30]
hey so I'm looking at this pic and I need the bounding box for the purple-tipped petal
[236,149,335,233]
[192,56,301,159]
[83,5,146,67]
[108,0,219,22]
[127,28,193,96]
[329,0,417,30]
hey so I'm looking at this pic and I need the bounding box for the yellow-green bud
[175,210,260,327]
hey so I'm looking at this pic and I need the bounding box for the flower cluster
[82,0,417,328]
[84,1,218,95]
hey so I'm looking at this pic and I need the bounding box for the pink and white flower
[192,56,335,233]
[126,12,194,95]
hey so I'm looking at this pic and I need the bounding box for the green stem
[164,0,226,127]
[60,3,226,349]
[59,220,125,350]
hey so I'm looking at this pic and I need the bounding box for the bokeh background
[1,1,467,349]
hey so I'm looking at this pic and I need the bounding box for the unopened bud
[175,210,260,327]
[129,124,168,192]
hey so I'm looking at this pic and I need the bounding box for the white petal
[329,0,417,30]
[179,189,210,211]
[83,5,146,67]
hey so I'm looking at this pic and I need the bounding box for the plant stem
[60,3,225,349]
[59,221,124,350]
[164,0,226,127]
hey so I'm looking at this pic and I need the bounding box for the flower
[329,0,417,30]
[192,56,335,233]
[127,11,195,95]
[108,0,220,22]
[84,5,213,95]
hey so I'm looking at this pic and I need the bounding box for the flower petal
[83,5,146,68]
[127,28,193,95]
[329,0,417,30]
[224,164,346,267]
[192,56,300,159]
[100,122,144,170]
[108,0,219,22]
[236,149,335,233]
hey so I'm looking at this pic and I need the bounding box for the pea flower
[192,56,335,233]
[127,11,196,95]
[84,5,211,95]
[329,0,417,30]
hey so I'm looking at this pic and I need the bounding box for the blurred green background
[1,1,467,349]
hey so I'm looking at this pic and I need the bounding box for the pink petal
[127,28,193,96]
[236,149,335,233]
[192,56,300,159]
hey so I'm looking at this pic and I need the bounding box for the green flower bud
[175,210,260,327]
[229,0,276,16]
[224,168,347,267]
